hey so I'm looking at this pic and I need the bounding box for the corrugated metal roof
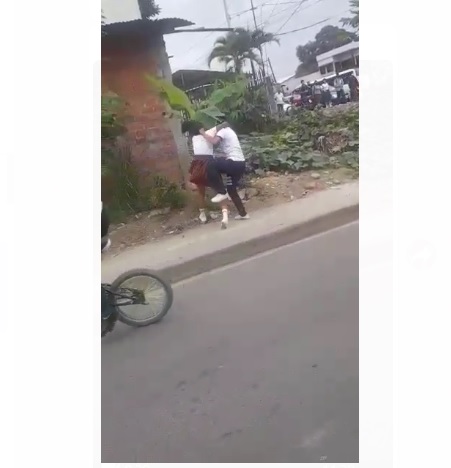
[278,74,296,84]
[102,18,195,38]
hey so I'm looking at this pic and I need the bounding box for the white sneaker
[221,209,229,229]
[211,193,229,203]
[199,210,208,224]
[235,214,250,220]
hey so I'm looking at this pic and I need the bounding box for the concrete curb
[160,204,359,284]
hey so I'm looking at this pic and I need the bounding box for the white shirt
[191,127,216,156]
[216,127,245,161]
[274,92,284,104]
[334,77,344,90]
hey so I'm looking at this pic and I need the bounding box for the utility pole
[268,57,277,83]
[222,0,232,28]
[249,0,276,116]
[250,0,266,77]
[250,0,258,30]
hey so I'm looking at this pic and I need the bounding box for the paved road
[101,222,359,463]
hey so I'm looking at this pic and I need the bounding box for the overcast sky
[160,0,351,81]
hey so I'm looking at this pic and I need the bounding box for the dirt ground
[105,167,357,257]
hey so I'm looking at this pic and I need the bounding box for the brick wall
[102,35,184,184]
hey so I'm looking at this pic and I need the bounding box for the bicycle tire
[110,268,173,327]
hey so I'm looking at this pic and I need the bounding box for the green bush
[241,105,359,173]
[103,145,187,222]
[147,175,187,210]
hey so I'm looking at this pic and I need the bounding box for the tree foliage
[146,75,225,128]
[295,25,358,77]
[341,0,359,33]
[208,28,279,73]
[199,78,271,132]
[137,0,160,19]
[147,74,272,133]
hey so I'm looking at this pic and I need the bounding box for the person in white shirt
[333,72,345,103]
[321,79,332,107]
[200,123,249,225]
[183,120,246,228]
[274,90,285,116]
[182,120,218,224]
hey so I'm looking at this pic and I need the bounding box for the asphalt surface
[101,222,359,463]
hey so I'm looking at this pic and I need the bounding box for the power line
[260,2,302,27]
[274,11,350,37]
[178,2,342,70]
[274,0,309,34]
[175,19,229,60]
[230,0,268,18]
[261,0,327,28]
[262,0,323,29]
[231,0,315,18]
[275,17,330,36]
[265,0,282,23]
[265,1,314,4]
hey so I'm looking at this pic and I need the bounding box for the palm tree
[137,0,160,19]
[208,28,279,73]
[341,0,359,33]
[250,29,279,49]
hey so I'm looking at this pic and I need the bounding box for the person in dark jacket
[101,202,111,252]
[348,74,359,102]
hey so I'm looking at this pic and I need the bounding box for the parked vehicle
[289,90,315,110]
[283,102,292,115]
[322,68,358,103]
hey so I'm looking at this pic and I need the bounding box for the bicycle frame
[101,283,147,307]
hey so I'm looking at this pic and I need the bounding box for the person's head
[215,120,231,132]
[181,120,203,137]
[301,80,305,84]
[336,72,340,77]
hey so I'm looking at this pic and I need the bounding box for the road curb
[159,204,359,284]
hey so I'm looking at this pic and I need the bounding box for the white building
[316,41,359,76]
[276,41,359,92]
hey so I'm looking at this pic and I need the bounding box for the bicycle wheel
[110,268,173,327]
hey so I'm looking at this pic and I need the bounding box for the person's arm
[200,128,222,145]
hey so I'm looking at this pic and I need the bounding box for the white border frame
[9,0,451,467]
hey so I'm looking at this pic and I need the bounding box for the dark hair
[181,120,203,136]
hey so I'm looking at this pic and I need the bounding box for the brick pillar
[102,34,184,184]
